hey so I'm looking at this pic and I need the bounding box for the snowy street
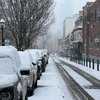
[28,56,100,100]
[54,56,100,100]
[0,0,99,100]
[28,57,73,100]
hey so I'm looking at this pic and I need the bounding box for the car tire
[40,72,42,76]
[19,92,28,100]
[25,97,28,100]
[38,73,41,80]
[35,80,38,88]
[37,76,40,80]
[28,88,34,96]
[47,61,48,64]
[25,92,28,100]
[43,69,45,72]
[28,83,34,96]
[19,93,22,100]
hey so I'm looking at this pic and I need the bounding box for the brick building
[83,0,100,60]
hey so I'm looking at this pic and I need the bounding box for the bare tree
[0,0,54,50]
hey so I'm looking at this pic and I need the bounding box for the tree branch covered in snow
[0,0,54,50]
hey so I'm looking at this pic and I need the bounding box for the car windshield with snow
[0,57,16,74]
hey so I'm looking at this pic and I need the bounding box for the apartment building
[83,0,100,60]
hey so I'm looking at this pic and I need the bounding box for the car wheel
[28,88,34,96]
[37,74,40,80]
[19,93,22,100]
[35,80,38,88]
[25,93,28,100]
[47,61,48,64]
[43,69,45,72]
[40,72,42,76]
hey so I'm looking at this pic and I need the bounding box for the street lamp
[86,21,90,57]
[0,19,5,46]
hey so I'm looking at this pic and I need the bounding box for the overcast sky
[51,0,95,37]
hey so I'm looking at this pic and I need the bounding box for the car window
[0,56,16,74]
[19,53,31,66]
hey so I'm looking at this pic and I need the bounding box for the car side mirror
[20,70,30,75]
[32,62,36,66]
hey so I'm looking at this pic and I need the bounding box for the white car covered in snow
[18,51,38,96]
[0,46,27,100]
[27,49,43,80]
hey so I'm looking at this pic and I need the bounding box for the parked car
[43,49,49,65]
[41,49,49,71]
[35,50,43,77]
[27,49,41,80]
[18,51,38,96]
[0,46,27,100]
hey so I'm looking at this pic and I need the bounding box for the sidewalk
[28,57,73,100]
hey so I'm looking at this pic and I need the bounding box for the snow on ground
[54,56,100,100]
[28,57,73,100]
[57,57,100,80]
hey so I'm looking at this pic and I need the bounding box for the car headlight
[0,87,13,100]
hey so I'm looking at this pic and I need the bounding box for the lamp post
[0,19,5,46]
[86,21,90,57]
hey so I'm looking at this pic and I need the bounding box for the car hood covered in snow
[0,74,18,88]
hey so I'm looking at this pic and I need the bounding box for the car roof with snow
[26,49,39,62]
[0,46,21,75]
[0,45,21,68]
[29,49,43,58]
[41,49,48,55]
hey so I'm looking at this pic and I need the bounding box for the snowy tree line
[0,0,54,50]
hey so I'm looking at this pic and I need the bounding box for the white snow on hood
[0,74,18,88]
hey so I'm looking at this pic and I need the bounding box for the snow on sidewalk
[28,57,73,100]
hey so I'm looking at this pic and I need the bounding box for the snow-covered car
[26,49,40,80]
[18,51,37,96]
[41,49,49,72]
[43,49,49,65]
[0,46,27,100]
[35,50,43,77]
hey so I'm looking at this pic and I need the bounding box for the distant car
[18,51,38,96]
[44,49,49,65]
[36,50,43,77]
[41,49,49,69]
[0,46,27,100]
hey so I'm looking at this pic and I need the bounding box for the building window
[95,34,100,48]
[90,12,94,24]
[96,7,100,21]
[89,35,94,48]
[95,42,99,48]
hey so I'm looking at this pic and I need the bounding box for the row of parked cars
[0,46,49,100]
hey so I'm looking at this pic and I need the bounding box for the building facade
[83,1,100,60]
[63,15,78,38]
[69,11,83,60]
